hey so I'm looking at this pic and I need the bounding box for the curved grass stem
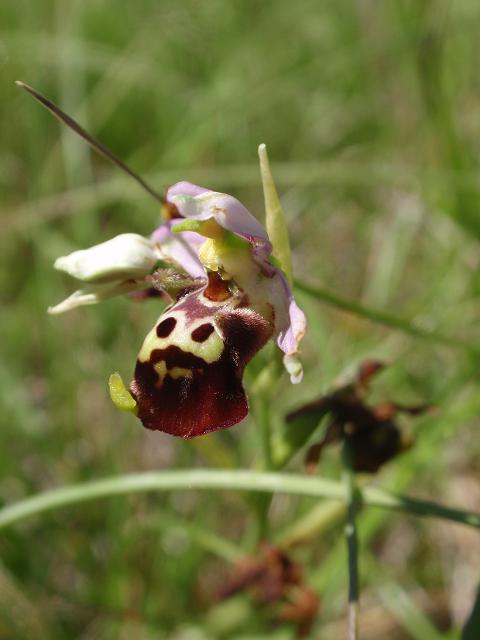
[0,470,479,532]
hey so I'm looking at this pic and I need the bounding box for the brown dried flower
[287,360,431,473]
[218,544,320,638]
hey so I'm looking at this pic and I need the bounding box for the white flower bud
[54,233,158,283]
[48,280,146,315]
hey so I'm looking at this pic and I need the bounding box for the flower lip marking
[191,323,215,343]
[156,317,177,338]
[131,297,273,438]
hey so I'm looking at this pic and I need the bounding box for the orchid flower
[17,81,306,439]
[51,178,306,438]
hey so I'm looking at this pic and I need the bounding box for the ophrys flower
[18,81,306,438]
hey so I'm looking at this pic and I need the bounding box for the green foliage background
[1,1,480,638]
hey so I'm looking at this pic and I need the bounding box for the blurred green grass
[1,0,480,638]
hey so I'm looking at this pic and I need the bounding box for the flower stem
[278,501,346,549]
[250,396,274,540]
[250,354,284,537]
[256,395,273,470]
[343,444,360,640]
[250,357,282,539]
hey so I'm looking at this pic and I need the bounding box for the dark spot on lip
[156,317,177,338]
[191,323,215,343]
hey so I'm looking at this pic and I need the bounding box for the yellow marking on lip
[153,360,193,386]
[138,311,225,365]
[170,366,193,380]
[153,360,167,383]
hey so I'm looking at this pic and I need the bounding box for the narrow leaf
[258,143,293,283]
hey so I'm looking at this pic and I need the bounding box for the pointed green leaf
[258,143,293,284]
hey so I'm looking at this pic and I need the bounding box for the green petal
[172,219,201,233]
[108,372,138,413]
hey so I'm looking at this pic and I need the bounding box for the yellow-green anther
[108,372,138,414]
[258,143,293,285]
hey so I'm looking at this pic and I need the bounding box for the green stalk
[295,279,476,353]
[278,501,346,550]
[0,470,479,531]
[343,444,360,640]
[379,583,444,640]
[250,357,282,538]
[249,395,274,540]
